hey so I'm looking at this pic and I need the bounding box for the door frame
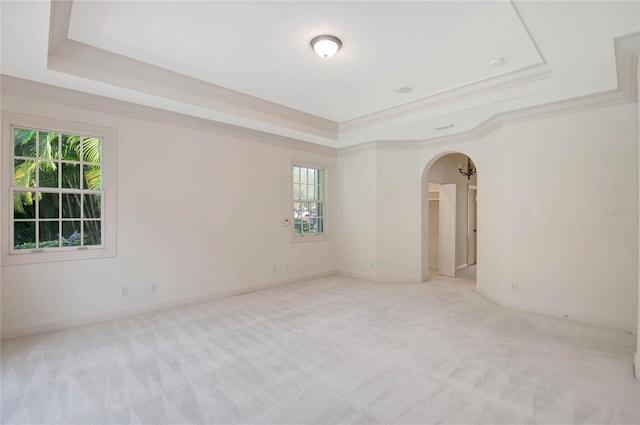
[467,184,477,266]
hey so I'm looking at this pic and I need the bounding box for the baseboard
[336,270,420,283]
[0,271,335,341]
[456,264,468,271]
[336,270,377,281]
[475,287,635,333]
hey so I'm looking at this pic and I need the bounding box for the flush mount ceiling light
[310,35,342,58]
[489,57,505,67]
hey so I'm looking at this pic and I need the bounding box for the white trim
[1,76,337,157]
[456,264,468,271]
[340,64,551,134]
[2,113,117,266]
[635,353,640,380]
[336,270,421,283]
[43,2,639,149]
[2,79,631,158]
[0,271,335,341]
[475,287,635,334]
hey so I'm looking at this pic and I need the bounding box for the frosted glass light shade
[311,35,342,58]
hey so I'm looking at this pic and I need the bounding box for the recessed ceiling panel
[67,1,542,122]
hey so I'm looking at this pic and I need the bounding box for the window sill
[290,233,330,243]
[2,247,116,266]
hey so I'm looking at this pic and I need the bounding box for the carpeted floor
[2,274,639,424]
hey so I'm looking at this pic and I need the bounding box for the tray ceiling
[1,1,638,147]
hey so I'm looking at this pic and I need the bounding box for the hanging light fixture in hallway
[457,157,476,180]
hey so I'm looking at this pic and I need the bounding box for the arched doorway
[421,152,478,283]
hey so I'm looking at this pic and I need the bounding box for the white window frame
[291,160,330,242]
[2,113,117,265]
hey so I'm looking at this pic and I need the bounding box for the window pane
[82,137,101,164]
[14,191,36,219]
[300,167,308,184]
[293,183,301,200]
[308,168,315,186]
[62,194,81,218]
[293,166,299,184]
[301,221,310,234]
[83,220,101,246]
[14,159,36,188]
[38,161,59,188]
[307,184,315,200]
[83,165,101,190]
[61,134,80,161]
[294,202,303,234]
[14,221,35,250]
[83,194,101,218]
[62,221,81,246]
[317,202,324,218]
[315,217,324,234]
[38,132,59,160]
[14,128,36,158]
[317,170,324,200]
[61,163,81,189]
[308,203,317,234]
[39,192,60,219]
[39,221,60,248]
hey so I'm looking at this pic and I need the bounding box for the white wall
[338,102,639,331]
[336,147,377,279]
[0,84,337,338]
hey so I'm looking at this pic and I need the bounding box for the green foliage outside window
[13,127,102,250]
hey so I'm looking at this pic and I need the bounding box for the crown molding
[26,4,640,153]
[1,75,337,157]
[350,89,633,153]
[339,64,552,134]
[47,0,339,140]
[614,32,640,101]
[337,141,377,158]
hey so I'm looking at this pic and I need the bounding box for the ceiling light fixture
[489,57,504,67]
[457,156,476,180]
[310,35,342,58]
[397,87,413,94]
[434,123,454,130]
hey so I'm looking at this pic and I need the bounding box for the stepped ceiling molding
[1,1,639,148]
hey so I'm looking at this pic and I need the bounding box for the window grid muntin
[11,125,104,253]
[293,166,325,236]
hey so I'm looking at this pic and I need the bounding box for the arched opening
[421,152,478,284]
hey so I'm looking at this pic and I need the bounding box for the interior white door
[439,183,456,277]
[467,187,477,266]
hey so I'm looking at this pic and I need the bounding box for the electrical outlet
[121,286,128,296]
[511,282,517,290]
[151,283,157,294]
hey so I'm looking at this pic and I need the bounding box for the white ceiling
[1,1,639,148]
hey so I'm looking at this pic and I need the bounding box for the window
[293,165,325,237]
[3,115,116,264]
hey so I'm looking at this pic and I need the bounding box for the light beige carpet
[2,275,639,424]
